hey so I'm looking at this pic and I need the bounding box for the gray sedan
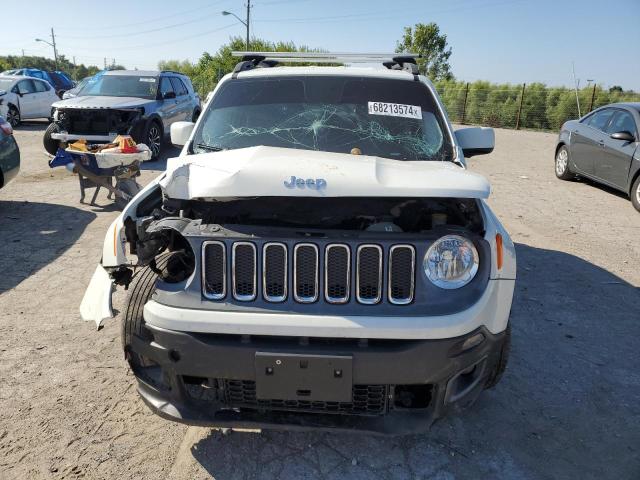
[555,103,640,211]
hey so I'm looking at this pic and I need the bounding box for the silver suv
[43,70,200,159]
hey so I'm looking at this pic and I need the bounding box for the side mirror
[610,131,636,142]
[170,121,195,146]
[455,127,495,157]
[163,91,176,100]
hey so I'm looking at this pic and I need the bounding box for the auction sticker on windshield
[368,102,422,119]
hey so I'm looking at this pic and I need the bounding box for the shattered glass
[193,76,453,161]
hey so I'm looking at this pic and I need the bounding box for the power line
[57,23,238,52]
[59,11,225,39]
[55,0,230,31]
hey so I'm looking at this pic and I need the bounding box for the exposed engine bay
[115,193,485,287]
[56,108,143,136]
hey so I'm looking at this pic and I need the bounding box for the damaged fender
[79,177,164,328]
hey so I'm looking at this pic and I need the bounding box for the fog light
[460,332,485,352]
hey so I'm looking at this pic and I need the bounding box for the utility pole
[104,57,107,69]
[35,28,59,70]
[571,61,581,118]
[50,28,58,70]
[222,2,251,50]
[246,0,251,50]
[588,83,597,113]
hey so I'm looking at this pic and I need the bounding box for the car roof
[234,65,417,81]
[103,70,160,77]
[0,75,43,82]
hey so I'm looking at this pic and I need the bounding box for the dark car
[0,115,20,189]
[555,103,640,211]
[48,71,75,98]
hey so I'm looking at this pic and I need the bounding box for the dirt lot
[0,122,638,480]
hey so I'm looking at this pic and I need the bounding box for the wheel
[555,145,573,180]
[192,109,201,123]
[485,323,511,389]
[114,178,141,210]
[145,121,163,160]
[6,106,20,128]
[122,253,173,384]
[631,176,640,213]
[43,122,62,155]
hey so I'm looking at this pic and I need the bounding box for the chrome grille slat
[232,242,257,301]
[325,244,350,304]
[388,245,415,305]
[263,243,287,302]
[294,243,319,303]
[356,245,383,305]
[202,241,226,300]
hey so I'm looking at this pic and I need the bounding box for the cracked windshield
[193,76,453,161]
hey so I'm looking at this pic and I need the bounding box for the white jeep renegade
[81,53,516,434]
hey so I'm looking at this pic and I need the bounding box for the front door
[14,79,39,118]
[157,77,178,130]
[596,109,639,189]
[571,108,615,175]
[169,77,191,121]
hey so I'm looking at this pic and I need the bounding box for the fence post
[515,83,526,130]
[461,82,469,124]
[588,84,596,113]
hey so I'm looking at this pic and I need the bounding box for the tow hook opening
[393,384,433,409]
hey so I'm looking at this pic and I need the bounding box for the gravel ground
[0,122,638,480]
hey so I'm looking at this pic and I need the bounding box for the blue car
[1,68,75,98]
[0,115,20,189]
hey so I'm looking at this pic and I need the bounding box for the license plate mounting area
[255,352,353,402]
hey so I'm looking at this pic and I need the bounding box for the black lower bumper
[127,325,508,435]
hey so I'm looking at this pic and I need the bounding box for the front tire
[555,145,574,180]
[43,122,62,155]
[631,176,640,213]
[121,254,172,386]
[145,121,163,160]
[6,106,20,128]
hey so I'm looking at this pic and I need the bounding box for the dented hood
[160,146,490,199]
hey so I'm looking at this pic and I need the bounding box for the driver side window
[606,110,637,136]
[159,77,174,98]
[585,108,614,132]
[16,80,36,95]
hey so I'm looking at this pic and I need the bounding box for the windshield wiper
[194,143,223,152]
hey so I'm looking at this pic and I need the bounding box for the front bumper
[128,325,508,434]
[51,132,116,142]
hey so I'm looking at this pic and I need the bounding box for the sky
[2,0,639,90]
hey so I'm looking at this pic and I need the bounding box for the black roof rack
[230,52,421,76]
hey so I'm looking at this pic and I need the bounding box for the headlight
[424,235,479,289]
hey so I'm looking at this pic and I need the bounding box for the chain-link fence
[435,81,640,131]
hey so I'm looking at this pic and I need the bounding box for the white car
[81,53,516,434]
[0,75,59,127]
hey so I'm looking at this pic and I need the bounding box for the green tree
[395,23,453,80]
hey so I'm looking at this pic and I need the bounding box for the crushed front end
[52,107,145,143]
[116,189,514,434]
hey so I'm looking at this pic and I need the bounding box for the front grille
[356,245,383,304]
[325,244,350,303]
[263,243,287,302]
[232,242,257,301]
[388,245,415,305]
[202,241,226,299]
[224,380,388,415]
[294,244,319,303]
[202,241,415,305]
